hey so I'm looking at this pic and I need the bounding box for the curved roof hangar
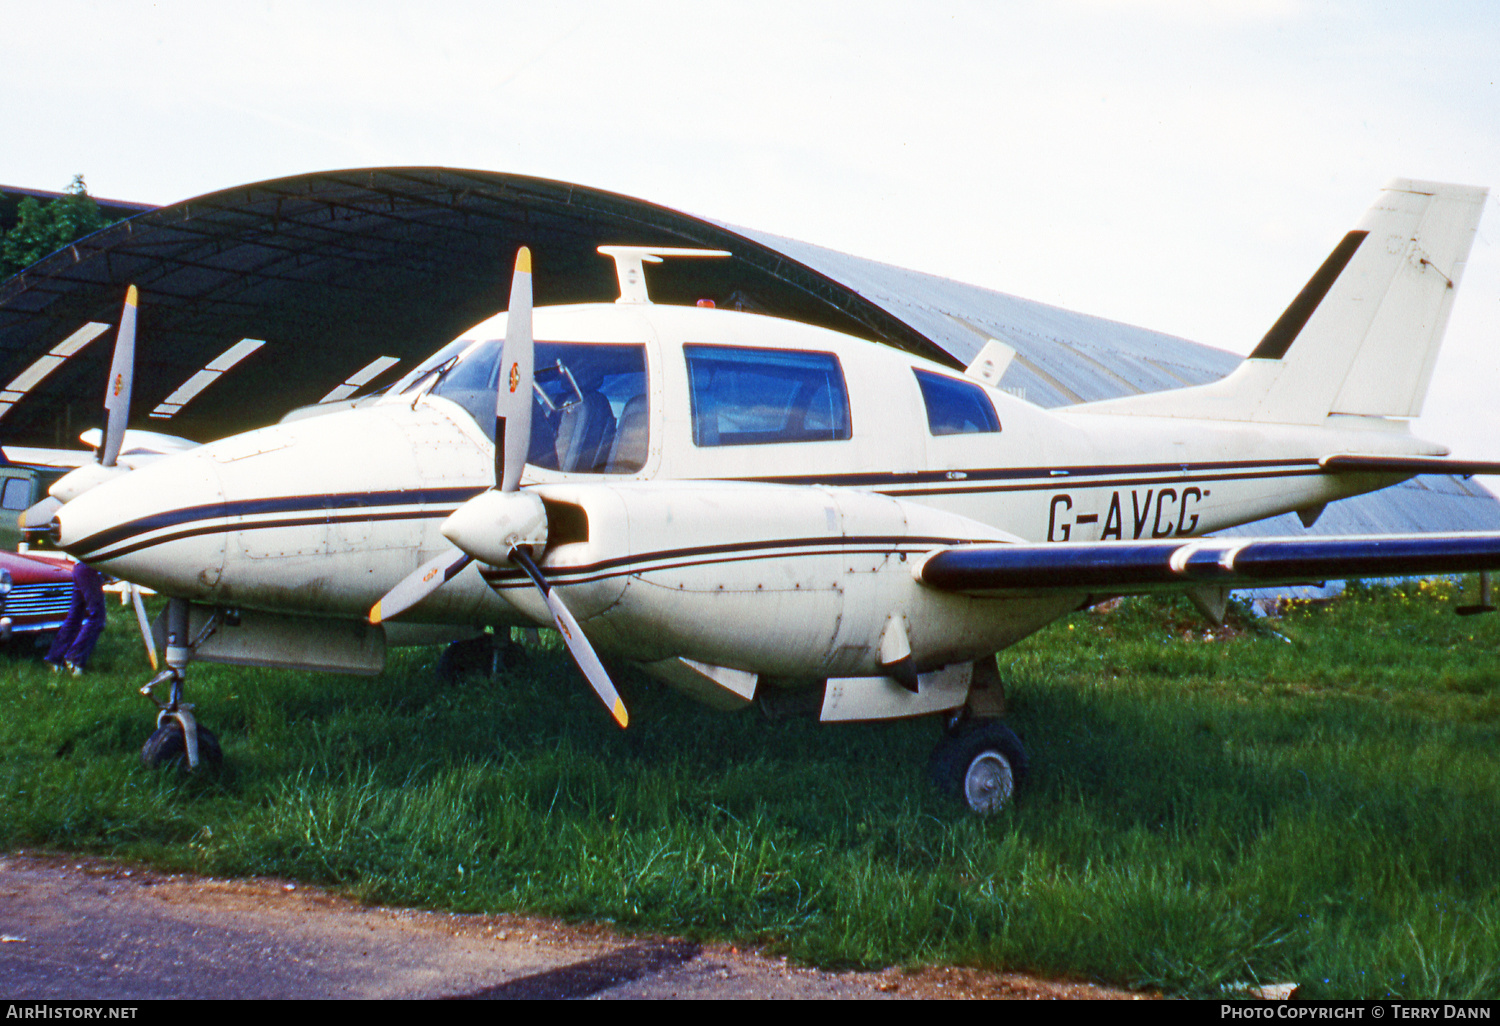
[0,167,947,447]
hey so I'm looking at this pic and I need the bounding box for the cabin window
[684,345,851,447]
[0,478,29,511]
[417,339,650,473]
[913,369,1001,436]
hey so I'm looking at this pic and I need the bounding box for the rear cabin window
[685,345,851,447]
[913,369,1001,436]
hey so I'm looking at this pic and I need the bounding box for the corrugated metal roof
[724,225,1242,403]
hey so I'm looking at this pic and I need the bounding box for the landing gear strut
[137,598,221,772]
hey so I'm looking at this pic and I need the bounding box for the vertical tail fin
[1082,179,1487,424]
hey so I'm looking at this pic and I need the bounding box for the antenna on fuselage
[597,246,731,304]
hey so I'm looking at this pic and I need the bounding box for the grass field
[2,579,1498,999]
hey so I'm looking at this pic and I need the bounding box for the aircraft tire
[140,722,223,773]
[929,721,1027,815]
[436,636,504,682]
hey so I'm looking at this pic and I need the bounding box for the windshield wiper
[409,354,462,409]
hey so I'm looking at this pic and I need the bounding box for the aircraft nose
[53,452,229,600]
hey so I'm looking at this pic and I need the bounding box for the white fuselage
[54,301,1433,680]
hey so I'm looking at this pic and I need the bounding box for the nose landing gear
[139,668,223,772]
[137,598,222,773]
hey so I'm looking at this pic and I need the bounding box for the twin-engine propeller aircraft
[39,179,1500,812]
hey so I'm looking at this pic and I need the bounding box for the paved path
[0,852,1144,1000]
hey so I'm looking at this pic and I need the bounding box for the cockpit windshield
[401,340,649,474]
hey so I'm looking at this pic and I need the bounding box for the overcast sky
[4,0,1497,459]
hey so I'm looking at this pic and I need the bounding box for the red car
[0,549,77,645]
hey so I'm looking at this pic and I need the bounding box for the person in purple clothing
[45,561,107,676]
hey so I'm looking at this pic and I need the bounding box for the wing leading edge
[1320,454,1500,477]
[916,533,1500,595]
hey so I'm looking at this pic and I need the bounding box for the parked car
[0,457,81,649]
[0,548,76,647]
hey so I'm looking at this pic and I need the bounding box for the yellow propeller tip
[515,247,531,274]
[613,699,628,728]
[125,284,138,306]
[368,604,383,625]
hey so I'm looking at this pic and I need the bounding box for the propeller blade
[510,546,627,728]
[368,547,473,625]
[100,285,137,469]
[496,247,533,493]
[369,251,535,625]
[130,584,159,672]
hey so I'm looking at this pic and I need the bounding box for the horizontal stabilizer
[917,533,1500,595]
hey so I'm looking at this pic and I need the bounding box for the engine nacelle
[484,480,1075,679]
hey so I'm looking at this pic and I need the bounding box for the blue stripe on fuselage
[65,458,1326,563]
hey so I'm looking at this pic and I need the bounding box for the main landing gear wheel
[436,632,527,682]
[929,721,1028,815]
[436,635,494,682]
[140,720,223,773]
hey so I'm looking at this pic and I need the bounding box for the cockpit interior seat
[555,390,616,472]
[606,394,649,472]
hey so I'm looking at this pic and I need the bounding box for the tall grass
[1,579,1497,997]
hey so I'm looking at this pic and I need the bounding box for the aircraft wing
[915,532,1500,596]
[1320,454,1500,477]
[0,446,97,470]
[2,429,198,471]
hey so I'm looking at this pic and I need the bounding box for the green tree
[2,175,112,278]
